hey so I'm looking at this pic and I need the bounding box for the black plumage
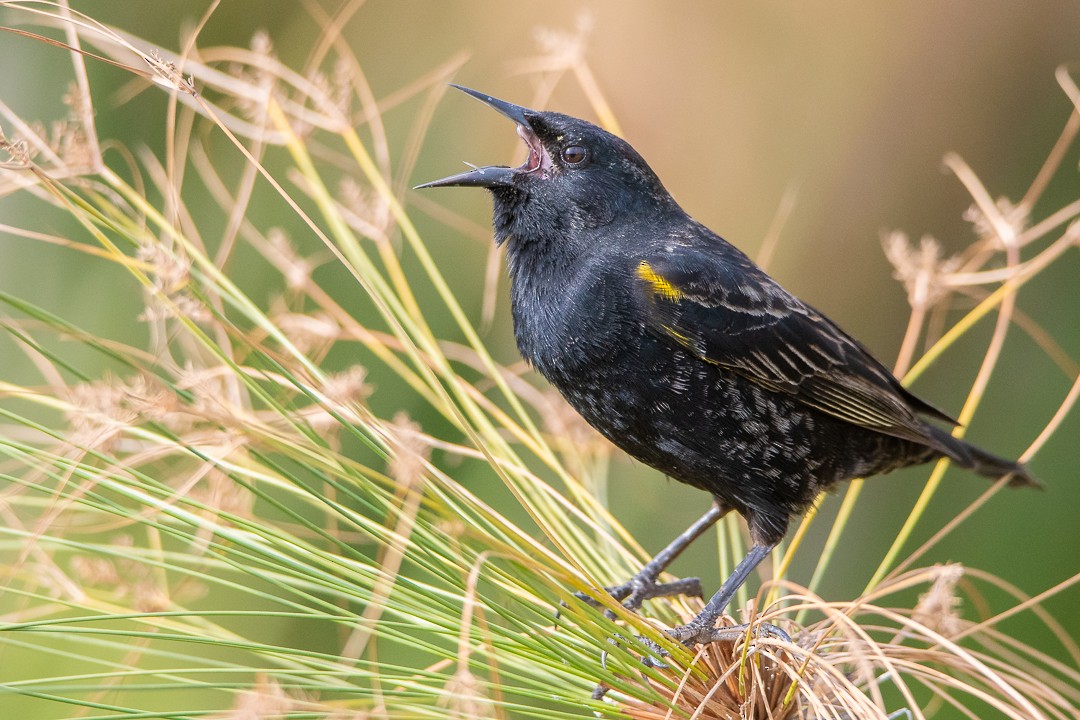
[418,85,1036,647]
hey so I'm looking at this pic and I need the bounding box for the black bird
[418,85,1037,647]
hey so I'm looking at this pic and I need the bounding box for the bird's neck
[501,226,600,375]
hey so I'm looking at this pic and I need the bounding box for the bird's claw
[572,575,783,700]
[633,620,789,669]
[570,575,704,615]
[589,633,669,701]
[667,619,791,647]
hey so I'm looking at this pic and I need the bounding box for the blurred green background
[2,0,1078,694]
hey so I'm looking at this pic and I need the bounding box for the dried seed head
[882,231,961,309]
[0,133,32,167]
[963,197,1027,247]
[190,469,254,519]
[330,56,355,115]
[64,375,177,452]
[132,580,170,613]
[437,667,496,720]
[339,177,393,241]
[71,536,185,613]
[250,30,273,56]
[57,82,97,171]
[323,365,373,407]
[263,228,318,289]
[293,365,372,435]
[435,518,468,539]
[70,556,121,587]
[175,362,246,427]
[273,311,341,354]
[386,412,430,489]
[912,563,966,638]
[137,242,211,323]
[146,49,195,95]
[533,11,594,68]
[214,673,306,720]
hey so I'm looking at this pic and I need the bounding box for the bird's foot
[634,619,791,669]
[573,575,704,616]
[667,619,791,647]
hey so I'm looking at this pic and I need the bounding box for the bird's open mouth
[415,85,548,190]
[516,123,549,174]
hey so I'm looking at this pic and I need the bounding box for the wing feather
[634,248,957,448]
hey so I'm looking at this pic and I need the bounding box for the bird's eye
[561,145,588,166]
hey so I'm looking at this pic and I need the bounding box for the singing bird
[418,85,1036,648]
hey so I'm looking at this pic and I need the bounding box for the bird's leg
[666,541,784,646]
[591,534,786,702]
[577,502,728,612]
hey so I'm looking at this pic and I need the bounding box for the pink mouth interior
[516,124,548,173]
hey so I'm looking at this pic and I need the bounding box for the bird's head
[417,85,673,246]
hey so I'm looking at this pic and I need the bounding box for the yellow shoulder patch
[636,261,683,301]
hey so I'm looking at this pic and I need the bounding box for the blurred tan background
[2,0,1078,664]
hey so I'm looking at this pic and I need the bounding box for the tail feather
[926,425,1041,489]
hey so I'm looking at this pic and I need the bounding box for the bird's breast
[508,257,637,383]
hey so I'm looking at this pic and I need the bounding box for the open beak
[415,85,543,189]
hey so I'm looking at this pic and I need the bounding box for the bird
[417,85,1037,649]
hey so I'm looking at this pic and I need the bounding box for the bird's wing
[633,246,958,445]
